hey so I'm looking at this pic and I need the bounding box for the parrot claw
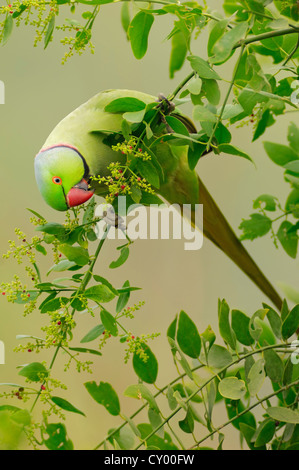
[156,93,176,114]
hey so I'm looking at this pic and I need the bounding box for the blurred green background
[0,0,298,450]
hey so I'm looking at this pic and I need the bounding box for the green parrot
[35,89,282,310]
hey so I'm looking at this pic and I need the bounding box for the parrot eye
[52,176,62,185]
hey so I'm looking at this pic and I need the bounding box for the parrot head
[35,145,94,211]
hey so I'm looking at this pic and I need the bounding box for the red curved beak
[67,179,94,208]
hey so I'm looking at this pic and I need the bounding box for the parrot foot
[156,94,176,133]
[156,93,176,114]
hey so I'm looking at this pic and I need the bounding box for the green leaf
[15,291,40,305]
[80,324,105,343]
[285,189,299,216]
[177,311,201,359]
[239,213,272,241]
[218,377,246,400]
[188,142,207,170]
[36,223,67,236]
[249,309,268,342]
[133,344,158,384]
[167,317,177,342]
[252,419,275,447]
[36,244,47,256]
[201,325,216,351]
[263,303,282,340]
[51,397,85,417]
[122,414,141,438]
[277,221,298,258]
[220,103,243,120]
[168,339,193,380]
[226,399,256,432]
[148,408,164,439]
[281,305,299,340]
[166,386,177,411]
[44,15,55,49]
[100,309,118,336]
[165,116,189,136]
[108,426,135,450]
[247,359,265,396]
[267,407,299,424]
[131,184,142,203]
[121,119,132,141]
[288,122,299,153]
[187,77,202,95]
[123,109,146,123]
[210,23,247,64]
[43,423,73,451]
[218,144,253,164]
[38,292,57,312]
[284,160,299,173]
[2,15,13,46]
[40,297,69,314]
[274,0,299,21]
[26,208,46,220]
[129,11,154,60]
[137,160,160,188]
[18,363,48,382]
[124,384,159,413]
[179,407,194,434]
[85,285,115,303]
[10,409,31,426]
[218,299,236,350]
[84,381,120,416]
[207,18,229,57]
[253,108,276,142]
[68,347,102,356]
[231,310,255,346]
[193,105,217,123]
[105,97,146,113]
[59,245,89,266]
[12,4,27,19]
[264,348,284,384]
[47,259,77,275]
[264,142,299,167]
[187,55,221,80]
[208,345,233,369]
[240,423,265,450]
[137,423,178,450]
[109,246,130,269]
[169,30,188,79]
[120,1,130,37]
[253,194,277,212]
[93,275,119,296]
[116,280,131,313]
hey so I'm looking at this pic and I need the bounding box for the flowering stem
[30,226,109,414]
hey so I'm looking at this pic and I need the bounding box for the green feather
[36,89,282,309]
